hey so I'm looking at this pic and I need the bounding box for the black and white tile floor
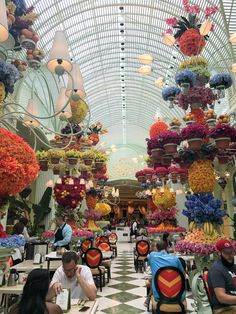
[96,242,197,314]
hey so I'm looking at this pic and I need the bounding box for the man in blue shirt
[53,215,72,250]
[149,241,185,302]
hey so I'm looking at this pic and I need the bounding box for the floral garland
[0,128,39,196]
[147,225,186,234]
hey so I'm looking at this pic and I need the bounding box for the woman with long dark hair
[9,269,62,314]
[162,232,174,252]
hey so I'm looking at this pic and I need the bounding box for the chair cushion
[138,256,147,261]
[151,295,187,312]
[91,267,105,275]
[101,261,111,268]
[110,244,117,248]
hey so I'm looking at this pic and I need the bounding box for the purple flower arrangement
[176,240,217,256]
[72,230,93,238]
[209,73,233,89]
[84,209,102,220]
[54,176,86,209]
[147,137,163,151]
[147,207,177,221]
[135,170,146,178]
[182,192,225,224]
[61,123,83,138]
[154,167,169,176]
[180,124,208,140]
[162,86,181,101]
[0,235,25,248]
[177,86,216,110]
[175,70,197,87]
[0,60,20,95]
[159,131,181,146]
[209,124,236,140]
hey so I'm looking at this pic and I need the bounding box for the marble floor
[96,242,196,314]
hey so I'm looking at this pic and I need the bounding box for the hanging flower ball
[54,176,86,208]
[179,29,206,57]
[95,202,111,216]
[149,120,168,139]
[188,160,215,193]
[69,98,88,124]
[0,128,39,196]
[152,186,176,210]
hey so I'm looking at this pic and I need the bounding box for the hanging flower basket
[217,155,229,164]
[163,143,177,155]
[206,118,216,129]
[162,155,172,166]
[187,138,203,151]
[50,157,61,164]
[95,161,104,170]
[39,160,48,171]
[185,120,195,126]
[155,167,168,179]
[65,170,70,176]
[151,148,164,158]
[84,159,93,166]
[20,38,36,50]
[215,137,231,150]
[68,157,78,165]
[191,103,201,109]
[53,169,60,175]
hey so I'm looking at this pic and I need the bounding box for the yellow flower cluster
[185,228,225,245]
[188,160,215,193]
[95,202,111,216]
[20,12,39,22]
[179,57,207,70]
[69,98,88,124]
[153,186,176,210]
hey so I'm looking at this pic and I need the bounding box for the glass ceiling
[23,0,236,150]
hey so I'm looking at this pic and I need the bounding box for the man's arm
[54,225,72,247]
[214,288,236,305]
[76,267,97,300]
[47,269,64,300]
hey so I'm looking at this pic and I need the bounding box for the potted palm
[47,149,65,164]
[36,150,49,171]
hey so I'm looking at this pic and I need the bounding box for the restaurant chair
[84,248,105,292]
[153,266,186,314]
[108,233,118,257]
[98,242,112,282]
[80,238,93,262]
[134,240,150,273]
[99,236,109,243]
[94,236,100,247]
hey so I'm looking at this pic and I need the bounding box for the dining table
[11,259,61,272]
[0,283,24,313]
[68,300,98,314]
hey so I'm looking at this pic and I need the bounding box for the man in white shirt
[50,251,97,300]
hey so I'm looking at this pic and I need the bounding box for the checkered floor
[96,242,197,314]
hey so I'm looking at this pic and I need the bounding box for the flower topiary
[149,120,168,139]
[0,128,39,196]
[180,124,208,141]
[95,202,111,216]
[179,28,206,56]
[159,130,181,146]
[188,159,215,193]
[175,69,197,87]
[209,73,233,90]
[162,86,181,101]
[152,186,176,210]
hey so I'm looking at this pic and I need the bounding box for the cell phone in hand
[79,306,90,312]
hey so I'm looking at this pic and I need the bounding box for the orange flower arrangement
[149,119,168,139]
[0,128,39,196]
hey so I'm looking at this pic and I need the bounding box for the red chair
[202,271,213,310]
[98,242,111,252]
[84,248,105,291]
[134,240,150,272]
[81,239,93,254]
[108,233,118,257]
[154,266,186,314]
[98,242,112,282]
[94,236,100,247]
[99,236,109,243]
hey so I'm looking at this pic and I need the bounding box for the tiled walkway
[96,242,196,314]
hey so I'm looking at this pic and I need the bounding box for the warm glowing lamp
[199,19,212,36]
[138,54,153,65]
[229,33,236,44]
[162,33,175,46]
[66,63,86,99]
[47,31,72,73]
[155,77,164,87]
[138,65,152,75]
[23,98,40,128]
[231,63,236,73]
[0,0,8,42]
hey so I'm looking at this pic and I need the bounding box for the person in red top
[208,239,236,314]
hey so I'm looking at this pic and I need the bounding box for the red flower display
[149,120,168,139]
[54,176,86,208]
[177,87,215,110]
[179,28,206,56]
[0,128,39,196]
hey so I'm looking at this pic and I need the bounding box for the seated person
[50,251,97,300]
[162,232,174,253]
[144,241,157,307]
[208,239,236,314]
[9,269,62,314]
[136,228,149,242]
[19,217,38,242]
[52,215,72,250]
[149,241,186,309]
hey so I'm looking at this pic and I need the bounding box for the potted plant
[209,124,236,150]
[65,149,81,165]
[180,124,208,151]
[159,131,181,154]
[177,86,216,110]
[169,117,181,132]
[94,151,108,170]
[175,69,197,94]
[155,167,168,179]
[144,156,153,168]
[143,168,155,180]
[51,164,61,175]
[209,73,233,99]
[80,150,95,166]
[36,150,49,171]
[162,86,181,107]
[204,109,217,129]
[48,149,65,164]
[135,170,146,183]
[147,138,164,159]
